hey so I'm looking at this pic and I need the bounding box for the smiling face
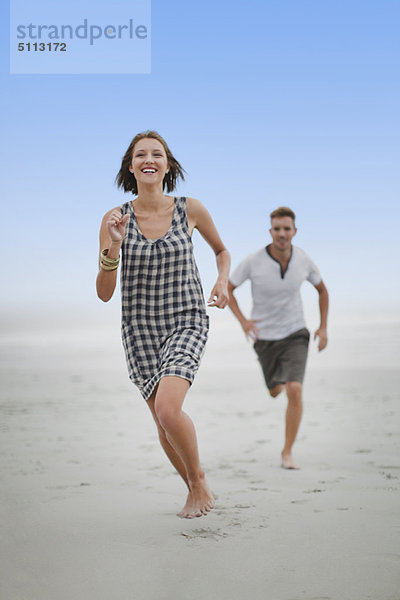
[129,138,169,188]
[269,216,297,252]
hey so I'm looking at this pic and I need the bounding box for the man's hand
[241,319,260,341]
[314,327,327,351]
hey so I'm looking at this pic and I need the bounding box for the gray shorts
[253,328,310,390]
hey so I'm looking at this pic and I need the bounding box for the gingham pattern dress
[120,197,209,400]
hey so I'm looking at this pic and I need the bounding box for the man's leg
[281,381,303,469]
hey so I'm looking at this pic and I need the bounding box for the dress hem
[137,368,196,402]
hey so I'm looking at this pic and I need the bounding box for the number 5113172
[18,42,67,51]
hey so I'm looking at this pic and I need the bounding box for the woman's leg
[147,387,190,490]
[152,375,214,518]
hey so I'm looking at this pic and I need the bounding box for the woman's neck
[134,185,167,211]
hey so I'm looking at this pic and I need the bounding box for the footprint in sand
[181,528,228,541]
[217,463,232,471]
[380,471,398,480]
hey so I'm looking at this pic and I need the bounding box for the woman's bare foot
[178,492,194,518]
[281,452,300,470]
[178,476,215,519]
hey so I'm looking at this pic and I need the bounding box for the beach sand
[1,310,399,600]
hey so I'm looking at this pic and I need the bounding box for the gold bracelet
[101,257,120,267]
[100,262,119,272]
[101,248,120,261]
[101,249,120,266]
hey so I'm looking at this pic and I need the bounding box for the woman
[97,131,230,519]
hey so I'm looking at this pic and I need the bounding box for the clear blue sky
[1,0,399,321]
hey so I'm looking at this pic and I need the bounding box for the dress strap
[120,200,132,215]
[174,197,191,234]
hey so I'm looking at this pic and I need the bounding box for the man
[228,207,329,469]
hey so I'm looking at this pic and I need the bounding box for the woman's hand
[97,207,129,302]
[107,209,130,242]
[207,279,229,309]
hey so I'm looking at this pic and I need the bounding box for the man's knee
[286,381,302,401]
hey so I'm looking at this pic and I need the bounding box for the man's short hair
[270,207,296,223]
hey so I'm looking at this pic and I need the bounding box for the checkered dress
[120,197,209,400]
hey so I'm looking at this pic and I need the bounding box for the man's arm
[313,280,329,351]
[228,281,260,340]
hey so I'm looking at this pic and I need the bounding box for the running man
[228,207,329,469]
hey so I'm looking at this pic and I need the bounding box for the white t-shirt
[230,245,322,340]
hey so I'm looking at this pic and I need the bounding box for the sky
[1,0,399,326]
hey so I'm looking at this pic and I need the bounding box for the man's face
[269,216,297,252]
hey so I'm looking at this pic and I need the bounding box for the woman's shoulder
[103,205,119,217]
[185,196,206,215]
[104,201,132,216]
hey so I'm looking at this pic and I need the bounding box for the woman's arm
[96,208,130,302]
[187,197,230,308]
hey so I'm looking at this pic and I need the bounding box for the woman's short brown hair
[270,206,296,223]
[115,130,185,195]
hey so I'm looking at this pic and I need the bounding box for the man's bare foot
[281,453,300,470]
[178,476,214,519]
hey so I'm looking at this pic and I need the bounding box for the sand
[1,309,399,600]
